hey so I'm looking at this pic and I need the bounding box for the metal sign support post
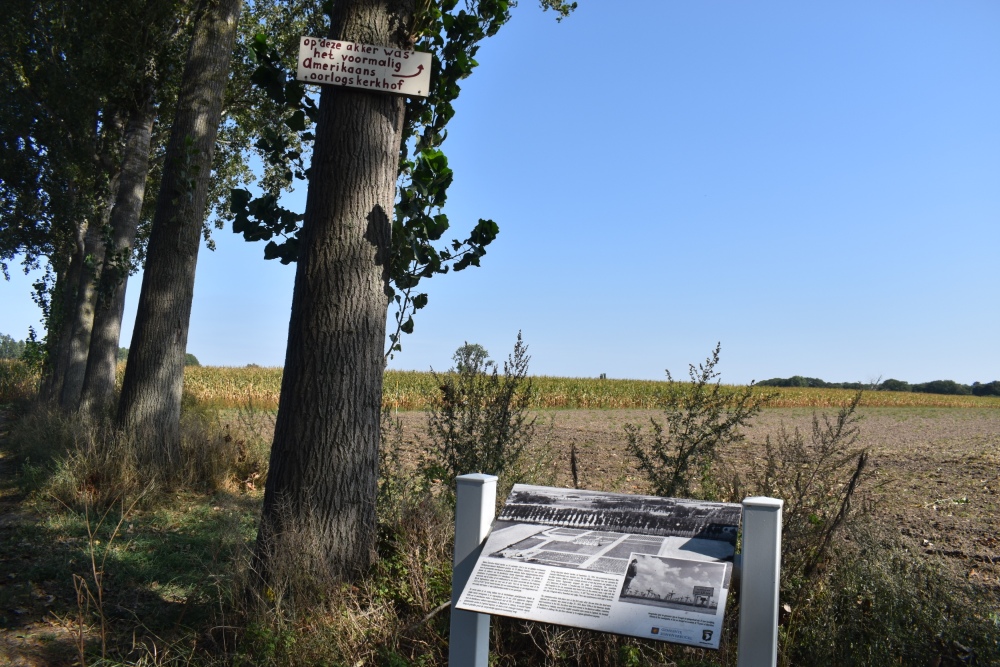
[737,496,784,667]
[449,474,497,667]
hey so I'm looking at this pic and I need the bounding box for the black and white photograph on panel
[617,554,728,615]
[481,485,740,577]
[497,485,741,544]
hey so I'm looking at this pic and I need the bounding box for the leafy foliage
[758,376,867,390]
[761,376,1000,398]
[911,379,972,395]
[626,343,773,499]
[972,380,1000,397]
[229,1,534,355]
[877,378,910,392]
[0,333,26,360]
[451,342,490,374]
[789,521,1000,667]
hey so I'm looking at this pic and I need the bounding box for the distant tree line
[118,347,200,367]
[757,376,1000,397]
[0,333,26,360]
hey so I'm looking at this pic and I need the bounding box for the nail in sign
[296,36,432,98]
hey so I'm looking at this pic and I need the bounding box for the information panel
[296,36,432,97]
[455,484,741,649]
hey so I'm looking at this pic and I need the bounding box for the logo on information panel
[650,627,659,635]
[702,630,714,642]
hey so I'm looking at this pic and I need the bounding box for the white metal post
[737,496,783,667]
[449,474,498,667]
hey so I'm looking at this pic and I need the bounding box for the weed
[789,519,1000,667]
[61,490,147,665]
[626,343,773,499]
[742,389,869,582]
[423,332,537,500]
[0,358,41,405]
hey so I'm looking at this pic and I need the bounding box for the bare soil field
[391,407,1000,566]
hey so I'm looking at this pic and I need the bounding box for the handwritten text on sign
[296,36,432,97]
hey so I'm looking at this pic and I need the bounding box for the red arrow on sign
[393,64,424,79]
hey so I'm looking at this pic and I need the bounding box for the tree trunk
[117,0,243,471]
[254,0,412,586]
[60,170,120,409]
[80,97,156,420]
[41,182,84,404]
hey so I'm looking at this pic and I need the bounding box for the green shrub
[626,343,773,499]
[422,332,537,499]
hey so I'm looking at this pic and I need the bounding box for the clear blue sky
[3,1,999,385]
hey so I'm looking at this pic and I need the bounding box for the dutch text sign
[296,36,432,97]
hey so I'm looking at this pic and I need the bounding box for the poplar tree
[247,0,576,588]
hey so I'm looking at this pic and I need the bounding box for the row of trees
[758,376,1000,397]
[0,333,28,360]
[0,0,313,424]
[3,0,575,605]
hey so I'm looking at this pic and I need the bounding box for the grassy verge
[0,391,997,665]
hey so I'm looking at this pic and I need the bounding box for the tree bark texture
[80,97,156,419]
[255,0,412,582]
[60,168,120,409]
[117,0,242,469]
[41,182,83,404]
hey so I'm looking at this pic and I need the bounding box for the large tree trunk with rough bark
[117,0,242,471]
[254,0,412,586]
[80,98,156,420]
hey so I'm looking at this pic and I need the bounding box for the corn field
[2,361,997,410]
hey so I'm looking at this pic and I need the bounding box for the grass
[0,488,258,665]
[0,365,997,666]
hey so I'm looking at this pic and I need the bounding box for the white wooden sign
[296,36,432,97]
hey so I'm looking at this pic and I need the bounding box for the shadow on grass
[0,483,262,665]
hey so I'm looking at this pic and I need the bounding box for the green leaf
[286,110,306,132]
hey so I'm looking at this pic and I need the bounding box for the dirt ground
[391,407,1000,565]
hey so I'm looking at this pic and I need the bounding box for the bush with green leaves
[422,333,536,498]
[626,343,772,499]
